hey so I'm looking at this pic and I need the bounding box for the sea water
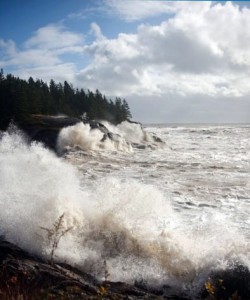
[0,122,249,296]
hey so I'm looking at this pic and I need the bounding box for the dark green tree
[0,70,132,129]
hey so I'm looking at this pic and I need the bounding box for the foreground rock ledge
[0,240,190,299]
[0,240,249,299]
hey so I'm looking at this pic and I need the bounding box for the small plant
[98,260,110,299]
[204,278,240,300]
[205,279,216,297]
[41,213,73,264]
[103,260,110,283]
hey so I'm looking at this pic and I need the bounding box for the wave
[57,120,164,153]
[0,128,249,295]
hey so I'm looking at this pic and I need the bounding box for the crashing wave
[57,122,133,153]
[57,120,164,153]
[0,129,249,293]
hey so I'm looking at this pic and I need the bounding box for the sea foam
[57,120,163,154]
[0,128,249,295]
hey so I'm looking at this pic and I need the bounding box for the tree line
[0,69,132,129]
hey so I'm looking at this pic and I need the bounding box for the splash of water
[0,129,249,294]
[57,121,164,154]
[102,121,153,144]
[57,122,132,153]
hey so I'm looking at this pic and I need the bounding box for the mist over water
[0,123,249,295]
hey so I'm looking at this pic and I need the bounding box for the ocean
[0,122,249,296]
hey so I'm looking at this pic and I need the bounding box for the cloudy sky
[1,0,250,123]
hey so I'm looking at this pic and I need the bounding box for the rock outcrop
[17,115,164,153]
[19,115,116,152]
[0,239,249,299]
[19,115,81,150]
[0,239,177,299]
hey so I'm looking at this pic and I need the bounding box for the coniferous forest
[0,69,132,129]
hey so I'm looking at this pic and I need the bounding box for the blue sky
[1,0,250,123]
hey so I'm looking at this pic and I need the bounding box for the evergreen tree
[0,70,132,129]
[0,69,4,81]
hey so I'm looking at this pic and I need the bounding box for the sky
[1,0,250,123]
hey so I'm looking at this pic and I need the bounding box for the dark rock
[19,115,81,151]
[126,119,143,127]
[152,135,163,143]
[18,115,115,152]
[88,120,109,134]
[0,240,172,299]
[200,264,250,300]
[3,240,248,299]
[13,115,163,153]
[132,143,147,150]
[101,132,122,143]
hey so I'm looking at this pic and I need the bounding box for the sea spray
[102,120,159,144]
[57,120,164,154]
[0,129,85,260]
[0,128,249,295]
[118,121,153,143]
[57,122,133,153]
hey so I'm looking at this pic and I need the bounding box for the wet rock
[18,115,116,152]
[132,143,147,150]
[19,115,82,150]
[16,115,164,153]
[0,239,171,299]
[101,132,121,142]
[200,264,250,300]
[88,120,109,134]
[3,239,248,299]
[152,135,163,143]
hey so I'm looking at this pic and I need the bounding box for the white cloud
[0,39,16,57]
[76,1,250,100]
[0,24,84,80]
[14,63,77,83]
[24,24,84,50]
[90,23,105,41]
[84,26,139,61]
[103,0,179,21]
[1,1,250,122]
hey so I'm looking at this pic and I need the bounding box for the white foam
[102,120,154,143]
[0,128,249,293]
[0,132,84,254]
[118,121,153,143]
[57,121,164,154]
[57,122,132,153]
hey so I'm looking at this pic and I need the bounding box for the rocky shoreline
[0,239,189,299]
[18,114,96,151]
[18,114,164,153]
[18,114,129,152]
[1,118,250,299]
[0,239,249,299]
